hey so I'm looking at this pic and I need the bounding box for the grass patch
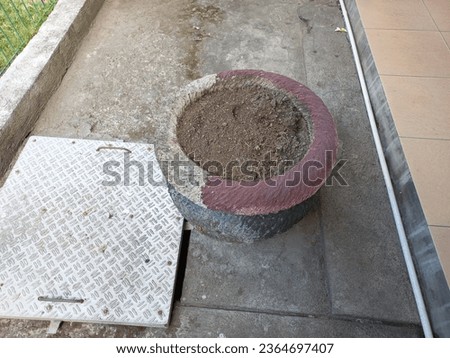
[0,0,57,74]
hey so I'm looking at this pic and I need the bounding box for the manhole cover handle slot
[37,296,84,304]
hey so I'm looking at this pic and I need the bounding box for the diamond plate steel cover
[0,136,184,327]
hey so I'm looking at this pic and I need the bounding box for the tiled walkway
[355,0,450,284]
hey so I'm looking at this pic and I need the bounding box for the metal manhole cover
[0,136,183,327]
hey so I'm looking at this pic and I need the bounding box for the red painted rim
[199,70,338,215]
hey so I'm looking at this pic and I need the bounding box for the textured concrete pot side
[159,70,338,242]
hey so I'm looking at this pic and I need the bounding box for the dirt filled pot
[157,70,338,242]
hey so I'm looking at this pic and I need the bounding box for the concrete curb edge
[0,0,105,178]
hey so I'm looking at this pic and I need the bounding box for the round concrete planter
[158,70,338,242]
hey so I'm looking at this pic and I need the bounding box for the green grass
[0,0,57,74]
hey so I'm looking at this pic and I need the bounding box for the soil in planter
[177,81,312,181]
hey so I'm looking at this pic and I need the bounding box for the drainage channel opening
[173,226,191,301]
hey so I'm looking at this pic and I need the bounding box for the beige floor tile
[401,138,450,226]
[356,0,436,30]
[366,29,450,77]
[423,0,450,32]
[381,76,450,139]
[442,32,450,49]
[430,226,450,286]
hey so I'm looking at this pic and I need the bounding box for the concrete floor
[0,0,422,337]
